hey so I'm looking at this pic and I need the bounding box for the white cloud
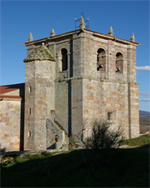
[139,92,150,96]
[139,98,150,102]
[136,66,150,71]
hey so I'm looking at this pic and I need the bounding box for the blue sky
[0,0,150,111]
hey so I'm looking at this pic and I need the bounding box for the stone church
[0,17,140,151]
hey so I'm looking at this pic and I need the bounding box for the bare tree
[83,121,124,150]
[81,120,125,172]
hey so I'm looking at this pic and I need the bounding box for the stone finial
[80,16,85,30]
[130,33,135,42]
[108,26,114,36]
[28,32,33,42]
[50,29,56,36]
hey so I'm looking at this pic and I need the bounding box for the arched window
[97,48,106,71]
[116,52,123,73]
[61,49,68,71]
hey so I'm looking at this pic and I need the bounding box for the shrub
[81,121,125,173]
[83,121,124,150]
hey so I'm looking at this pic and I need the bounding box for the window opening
[61,49,68,71]
[116,52,123,73]
[29,86,31,92]
[107,112,111,121]
[28,108,31,114]
[97,48,106,71]
[28,131,31,137]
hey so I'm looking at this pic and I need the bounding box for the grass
[122,134,150,146]
[1,145,149,187]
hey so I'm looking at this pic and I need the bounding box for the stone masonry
[0,84,24,152]
[22,17,140,150]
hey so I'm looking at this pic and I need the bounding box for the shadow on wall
[19,85,25,151]
[68,79,72,137]
[47,143,56,149]
[20,99,24,151]
[68,36,73,136]
[0,147,6,154]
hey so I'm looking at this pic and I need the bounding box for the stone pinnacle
[28,32,33,42]
[108,26,114,36]
[130,33,135,42]
[80,16,85,30]
[50,29,56,36]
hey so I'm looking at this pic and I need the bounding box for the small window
[61,48,68,71]
[28,131,31,137]
[107,112,111,120]
[28,86,32,92]
[28,108,31,114]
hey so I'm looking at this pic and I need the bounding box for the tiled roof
[24,45,55,62]
[0,83,24,99]
[0,95,22,99]
[0,83,24,95]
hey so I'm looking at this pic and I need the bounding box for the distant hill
[139,110,150,132]
[139,110,150,117]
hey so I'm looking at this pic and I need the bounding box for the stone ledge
[55,76,139,85]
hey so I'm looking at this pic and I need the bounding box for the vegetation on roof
[24,46,55,62]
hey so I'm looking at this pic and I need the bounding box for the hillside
[1,146,149,187]
[139,111,150,132]
[140,116,150,132]
[139,110,150,117]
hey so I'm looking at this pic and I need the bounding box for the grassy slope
[122,134,150,146]
[1,147,149,187]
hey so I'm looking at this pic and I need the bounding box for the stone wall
[82,79,130,139]
[0,99,21,151]
[24,61,35,150]
[71,79,83,137]
[128,83,139,138]
[55,80,68,134]
[24,60,56,150]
